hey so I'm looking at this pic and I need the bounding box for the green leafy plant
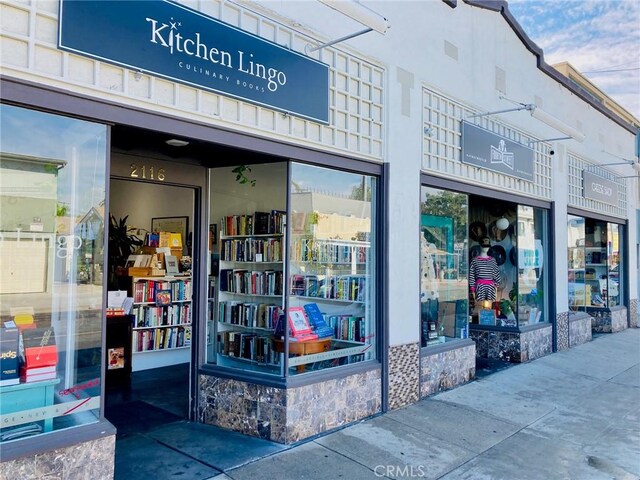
[108,214,143,289]
[232,165,256,187]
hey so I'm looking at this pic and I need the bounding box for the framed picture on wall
[151,216,189,248]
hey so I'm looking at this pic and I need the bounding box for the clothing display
[469,254,501,301]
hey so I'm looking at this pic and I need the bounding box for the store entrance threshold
[106,364,286,479]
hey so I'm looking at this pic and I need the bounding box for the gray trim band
[0,420,116,463]
[567,207,628,224]
[0,76,381,176]
[420,338,475,356]
[420,174,552,209]
[198,360,381,389]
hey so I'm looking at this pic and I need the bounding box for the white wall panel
[0,0,385,162]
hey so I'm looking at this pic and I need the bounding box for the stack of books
[303,304,335,339]
[20,327,58,382]
[0,327,20,386]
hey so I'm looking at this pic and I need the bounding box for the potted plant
[108,214,142,289]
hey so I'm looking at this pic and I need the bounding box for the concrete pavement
[218,329,640,480]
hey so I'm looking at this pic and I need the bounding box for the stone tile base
[0,435,115,480]
[470,324,553,363]
[588,307,628,333]
[199,369,381,444]
[420,342,475,398]
[630,299,638,328]
[388,343,420,410]
[568,313,592,348]
[556,311,569,351]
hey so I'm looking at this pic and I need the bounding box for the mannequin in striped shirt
[469,236,501,303]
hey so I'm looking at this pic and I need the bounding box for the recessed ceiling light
[165,139,190,147]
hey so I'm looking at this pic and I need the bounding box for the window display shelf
[291,295,365,305]
[218,322,274,333]
[133,323,191,331]
[219,291,282,298]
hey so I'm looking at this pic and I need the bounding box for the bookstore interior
[420,186,549,348]
[103,159,380,428]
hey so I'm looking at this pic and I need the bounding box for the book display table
[271,337,331,372]
[0,378,60,433]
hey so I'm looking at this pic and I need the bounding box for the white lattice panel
[422,87,553,200]
[567,152,627,218]
[0,0,384,160]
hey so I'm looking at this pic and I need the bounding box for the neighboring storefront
[1,0,638,476]
[566,153,630,340]
[418,89,555,397]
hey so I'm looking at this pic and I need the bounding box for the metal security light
[469,96,585,143]
[306,0,390,54]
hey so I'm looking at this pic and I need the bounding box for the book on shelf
[0,327,20,386]
[253,211,270,235]
[155,290,172,306]
[327,315,366,342]
[218,301,280,329]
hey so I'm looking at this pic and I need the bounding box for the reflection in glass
[420,187,468,346]
[288,163,377,373]
[606,223,621,307]
[206,163,287,376]
[0,104,107,442]
[517,206,547,325]
[567,215,586,311]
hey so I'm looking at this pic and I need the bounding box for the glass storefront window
[568,216,586,311]
[420,187,469,346]
[568,216,624,310]
[464,194,549,330]
[206,162,287,376]
[206,162,379,376]
[288,163,377,373]
[607,223,621,307]
[516,206,548,325]
[0,104,107,442]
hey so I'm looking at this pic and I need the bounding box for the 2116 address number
[130,164,165,181]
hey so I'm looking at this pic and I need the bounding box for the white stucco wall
[1,0,637,347]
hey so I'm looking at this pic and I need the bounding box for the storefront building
[1,0,637,477]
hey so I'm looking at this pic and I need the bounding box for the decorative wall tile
[388,342,420,410]
[611,308,628,333]
[469,325,552,363]
[568,313,592,347]
[420,343,475,398]
[556,311,569,351]
[199,369,381,444]
[629,299,638,328]
[521,326,553,362]
[589,308,627,333]
[0,435,115,480]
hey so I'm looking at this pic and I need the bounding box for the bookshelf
[130,275,192,371]
[215,212,285,371]
[289,237,372,349]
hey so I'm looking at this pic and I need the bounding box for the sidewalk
[116,329,640,479]
[220,329,640,480]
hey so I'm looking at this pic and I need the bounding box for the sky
[507,0,640,120]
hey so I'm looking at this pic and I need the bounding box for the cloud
[509,0,640,119]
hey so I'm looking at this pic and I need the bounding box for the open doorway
[105,178,195,436]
